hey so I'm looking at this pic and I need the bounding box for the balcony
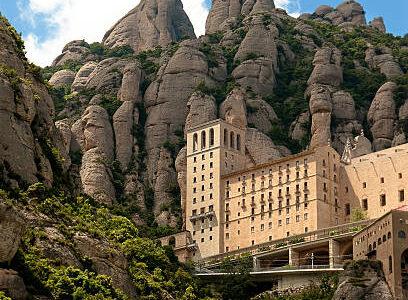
[187,242,198,251]
[205,211,216,218]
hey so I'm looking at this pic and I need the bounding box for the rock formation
[369,17,386,33]
[102,0,196,53]
[368,82,397,150]
[333,261,393,300]
[206,0,275,33]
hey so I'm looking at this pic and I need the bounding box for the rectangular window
[261,224,264,231]
[278,220,282,226]
[400,190,405,202]
[193,157,197,163]
[210,162,213,168]
[304,213,308,220]
[286,218,290,224]
[381,194,386,206]
[226,233,229,239]
[251,227,255,233]
[269,222,272,229]
[362,199,368,210]
[209,205,213,211]
[345,204,351,215]
[296,215,300,222]
[363,182,366,188]
[210,152,213,158]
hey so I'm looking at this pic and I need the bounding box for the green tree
[351,208,368,222]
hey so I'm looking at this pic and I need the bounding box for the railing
[195,264,343,275]
[199,219,373,266]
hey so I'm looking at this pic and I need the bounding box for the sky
[0,0,406,67]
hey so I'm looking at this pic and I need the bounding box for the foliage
[350,208,368,222]
[199,42,219,68]
[0,292,11,300]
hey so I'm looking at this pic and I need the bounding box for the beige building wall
[353,208,408,300]
[221,146,340,253]
[340,144,408,222]
[185,119,246,260]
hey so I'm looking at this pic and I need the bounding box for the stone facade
[178,118,408,276]
[353,207,408,299]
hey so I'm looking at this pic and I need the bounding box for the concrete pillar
[289,247,300,266]
[329,239,340,268]
[253,256,259,271]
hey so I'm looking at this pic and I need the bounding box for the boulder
[315,5,334,16]
[52,40,89,67]
[85,58,127,92]
[55,120,72,153]
[308,47,342,87]
[0,202,25,264]
[0,269,28,300]
[48,70,75,87]
[333,261,393,300]
[102,0,196,53]
[118,63,143,103]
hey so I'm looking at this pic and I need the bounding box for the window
[398,231,406,239]
[278,220,282,226]
[345,204,351,216]
[269,222,272,229]
[304,213,308,220]
[296,215,300,222]
[193,167,196,173]
[201,238,204,243]
[201,175,205,181]
[224,129,228,147]
[209,236,213,241]
[378,238,382,245]
[210,173,213,179]
[192,209,197,216]
[380,194,386,206]
[380,177,384,183]
[201,195,204,202]
[383,235,386,242]
[261,224,264,231]
[286,218,290,224]
[238,230,240,235]
[304,158,308,164]
[202,154,205,160]
[252,240,255,246]
[226,247,229,252]
[193,188,197,194]
[209,129,214,146]
[209,205,213,211]
[323,159,326,167]
[200,207,205,214]
[237,134,241,151]
[193,133,198,151]
[201,185,205,191]
[202,164,205,171]
[363,182,367,188]
[226,233,230,239]
[230,132,234,148]
[369,244,372,252]
[304,169,308,177]
[399,173,403,179]
[362,199,368,210]
[269,236,273,241]
[193,197,196,204]
[388,232,391,239]
[210,162,213,168]
[251,227,255,233]
[210,183,213,189]
[269,169,272,175]
[400,190,405,202]
[305,227,308,233]
[210,152,213,158]
[389,256,392,274]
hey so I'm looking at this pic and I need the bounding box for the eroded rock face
[52,40,89,67]
[206,0,275,33]
[118,63,143,103]
[290,111,310,142]
[369,17,386,33]
[185,92,217,132]
[49,70,75,87]
[74,232,137,299]
[75,106,116,205]
[246,98,278,134]
[308,47,342,87]
[0,202,25,264]
[365,48,403,79]
[333,261,393,300]
[71,62,97,93]
[175,147,187,230]
[368,82,397,150]
[103,0,196,53]
[302,0,368,27]
[245,128,283,167]
[220,88,248,128]
[332,91,356,120]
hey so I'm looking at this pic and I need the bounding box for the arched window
[193,133,198,152]
[369,244,372,251]
[389,256,392,274]
[237,134,241,151]
[230,132,234,148]
[373,242,377,249]
[399,231,406,239]
[224,129,228,147]
[378,238,382,245]
[209,128,214,146]
[201,131,206,149]
[388,232,392,239]
[383,235,386,242]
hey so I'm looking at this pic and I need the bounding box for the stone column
[329,239,340,268]
[289,247,301,266]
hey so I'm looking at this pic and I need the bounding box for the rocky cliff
[38,0,408,230]
[0,0,407,297]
